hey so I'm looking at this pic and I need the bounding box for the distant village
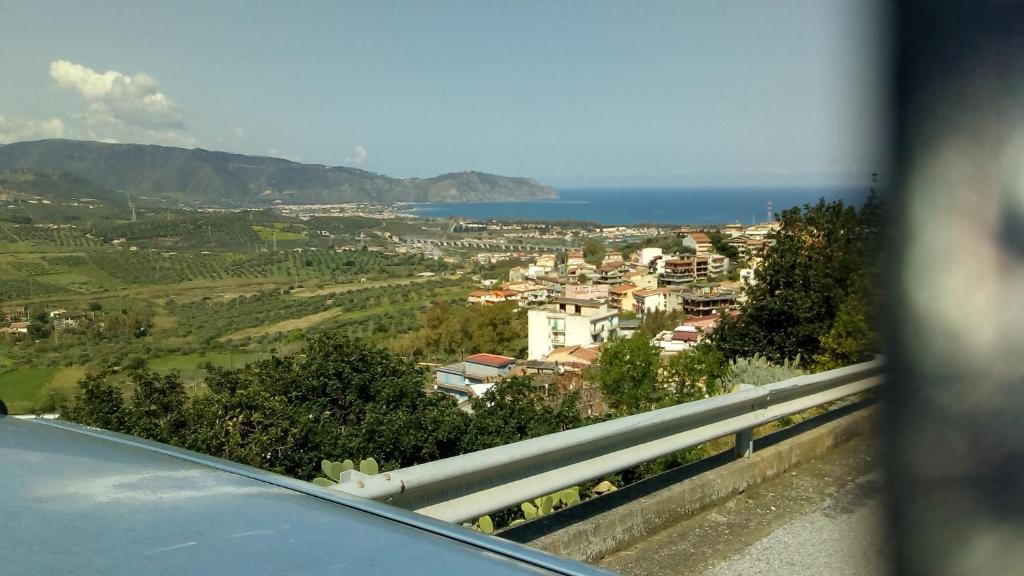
[430,220,781,414]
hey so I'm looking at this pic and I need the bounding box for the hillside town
[429,221,781,413]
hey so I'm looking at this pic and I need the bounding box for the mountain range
[0,139,557,205]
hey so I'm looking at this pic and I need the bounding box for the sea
[402,186,871,226]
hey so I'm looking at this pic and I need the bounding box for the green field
[0,366,59,412]
[149,351,270,373]
[252,223,306,241]
[0,207,474,412]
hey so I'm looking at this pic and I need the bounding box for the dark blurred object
[888,1,1024,574]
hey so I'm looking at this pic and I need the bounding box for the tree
[462,376,582,452]
[661,342,728,404]
[393,300,526,361]
[125,368,189,445]
[813,278,876,370]
[590,334,662,413]
[640,308,680,335]
[583,237,606,266]
[27,311,51,340]
[709,231,739,260]
[709,196,880,366]
[61,371,127,430]
[58,331,590,482]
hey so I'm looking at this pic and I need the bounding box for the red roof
[548,345,600,363]
[671,330,700,342]
[465,353,517,368]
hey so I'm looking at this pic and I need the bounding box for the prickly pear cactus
[359,458,379,475]
[313,457,375,486]
[521,501,538,520]
[592,480,618,495]
[477,515,494,534]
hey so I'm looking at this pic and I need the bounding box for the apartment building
[527,298,619,359]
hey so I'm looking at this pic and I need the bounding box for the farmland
[0,204,479,414]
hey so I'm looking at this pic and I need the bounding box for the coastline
[398,186,871,227]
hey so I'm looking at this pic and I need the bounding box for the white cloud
[0,115,66,144]
[346,145,369,165]
[48,60,195,146]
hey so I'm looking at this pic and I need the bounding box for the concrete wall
[502,404,878,564]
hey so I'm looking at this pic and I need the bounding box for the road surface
[599,434,887,576]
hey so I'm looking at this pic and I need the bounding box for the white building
[708,254,729,275]
[652,325,701,354]
[634,287,683,316]
[637,247,664,268]
[527,298,619,360]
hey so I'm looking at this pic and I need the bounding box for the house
[566,251,586,267]
[686,231,713,255]
[535,254,557,270]
[2,321,30,335]
[634,288,675,316]
[618,318,642,338]
[680,289,739,317]
[508,266,529,283]
[708,254,729,275]
[660,255,709,286]
[728,235,768,258]
[467,289,519,305]
[544,344,601,371]
[527,299,619,359]
[744,222,781,240]
[504,283,552,306]
[597,262,631,285]
[636,247,664,268]
[602,251,623,264]
[683,314,723,331]
[520,359,608,416]
[661,258,696,286]
[652,325,702,353]
[723,223,745,237]
[433,353,518,401]
[609,283,641,312]
[566,263,597,282]
[563,283,609,301]
[623,270,658,290]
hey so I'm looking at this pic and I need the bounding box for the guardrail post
[734,384,756,459]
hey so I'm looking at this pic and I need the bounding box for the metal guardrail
[332,358,884,523]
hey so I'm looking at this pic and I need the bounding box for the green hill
[0,139,557,205]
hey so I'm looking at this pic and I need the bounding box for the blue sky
[1,0,887,187]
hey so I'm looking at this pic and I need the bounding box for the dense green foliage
[393,300,527,361]
[708,231,740,259]
[60,333,584,479]
[462,376,583,452]
[710,196,880,368]
[589,334,662,413]
[661,343,729,404]
[583,237,605,266]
